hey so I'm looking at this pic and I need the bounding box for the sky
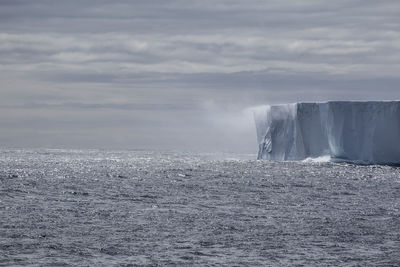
[1,0,400,152]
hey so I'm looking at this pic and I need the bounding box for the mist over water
[1,149,400,266]
[200,102,259,153]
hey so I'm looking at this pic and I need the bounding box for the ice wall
[254,101,400,165]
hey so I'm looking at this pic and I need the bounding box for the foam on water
[302,155,331,163]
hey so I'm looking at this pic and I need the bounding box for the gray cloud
[1,0,400,152]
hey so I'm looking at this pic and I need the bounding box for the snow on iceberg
[253,101,400,165]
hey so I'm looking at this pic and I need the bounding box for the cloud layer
[1,0,400,151]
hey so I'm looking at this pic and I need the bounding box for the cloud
[1,102,194,111]
[1,31,400,77]
[1,0,400,151]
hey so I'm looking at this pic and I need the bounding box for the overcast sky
[1,0,400,152]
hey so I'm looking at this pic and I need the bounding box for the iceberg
[253,101,400,165]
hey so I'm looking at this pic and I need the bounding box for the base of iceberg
[254,101,400,165]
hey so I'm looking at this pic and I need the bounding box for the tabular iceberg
[254,101,400,165]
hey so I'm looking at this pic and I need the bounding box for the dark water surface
[1,149,400,266]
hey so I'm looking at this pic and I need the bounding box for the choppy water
[1,149,400,266]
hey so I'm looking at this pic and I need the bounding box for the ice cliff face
[254,101,400,165]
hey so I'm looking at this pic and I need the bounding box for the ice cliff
[253,101,400,165]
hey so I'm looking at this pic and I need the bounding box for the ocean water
[1,149,400,266]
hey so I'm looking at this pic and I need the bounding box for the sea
[1,149,400,266]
